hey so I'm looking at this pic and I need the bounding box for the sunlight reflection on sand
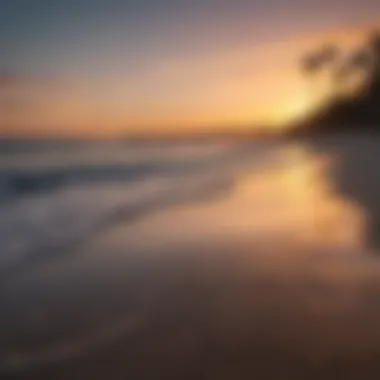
[1,141,379,379]
[122,144,366,254]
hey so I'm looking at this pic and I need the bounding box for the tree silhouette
[301,44,339,78]
[292,30,380,133]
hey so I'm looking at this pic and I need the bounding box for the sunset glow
[0,2,380,137]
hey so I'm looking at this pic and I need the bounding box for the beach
[2,135,380,379]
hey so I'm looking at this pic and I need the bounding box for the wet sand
[3,137,380,379]
[4,236,380,380]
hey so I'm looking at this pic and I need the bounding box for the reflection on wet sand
[2,137,380,380]
[125,143,365,252]
[310,135,380,252]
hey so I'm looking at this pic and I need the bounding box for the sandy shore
[3,138,380,379]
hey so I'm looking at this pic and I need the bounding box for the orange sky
[1,14,379,137]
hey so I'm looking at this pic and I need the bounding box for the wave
[0,162,181,198]
[0,140,279,371]
[1,174,233,277]
[0,141,249,199]
[0,141,269,280]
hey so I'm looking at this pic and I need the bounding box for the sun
[267,95,316,132]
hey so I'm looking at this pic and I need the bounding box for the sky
[1,0,380,137]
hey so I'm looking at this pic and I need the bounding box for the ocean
[0,139,273,276]
[2,135,380,379]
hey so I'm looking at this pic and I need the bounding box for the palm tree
[301,51,324,76]
[366,31,380,81]
[296,30,380,131]
[332,48,371,95]
[300,44,340,102]
[319,44,340,67]
[368,31,380,54]
[301,44,339,74]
